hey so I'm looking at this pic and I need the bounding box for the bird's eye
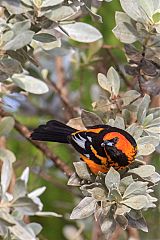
[101,137,119,147]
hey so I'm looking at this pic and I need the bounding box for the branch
[0,108,73,177]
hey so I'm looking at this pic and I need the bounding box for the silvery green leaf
[81,109,103,127]
[142,114,153,126]
[20,167,29,185]
[119,176,134,193]
[21,0,33,7]
[12,197,39,215]
[105,167,120,190]
[1,155,13,195]
[144,126,160,134]
[148,107,160,118]
[67,173,81,186]
[107,118,115,126]
[99,209,116,236]
[112,12,138,43]
[115,205,130,215]
[121,195,149,210]
[146,117,160,127]
[108,188,122,202]
[25,223,42,236]
[0,57,22,75]
[0,117,15,136]
[107,67,120,96]
[114,116,125,129]
[144,172,160,183]
[137,136,159,147]
[45,6,76,21]
[73,162,92,181]
[123,181,148,198]
[35,211,62,217]
[145,194,157,208]
[126,212,148,232]
[128,165,155,178]
[120,0,152,23]
[70,197,96,219]
[12,20,31,35]
[0,149,16,163]
[12,74,49,94]
[41,0,64,7]
[59,22,102,43]
[126,123,143,140]
[97,72,111,92]
[13,179,27,200]
[33,33,56,43]
[127,209,142,220]
[1,0,29,14]
[3,31,34,51]
[137,143,155,155]
[137,95,150,124]
[28,186,46,198]
[116,214,128,230]
[123,90,141,106]
[88,187,106,201]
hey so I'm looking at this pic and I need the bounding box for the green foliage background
[2,0,159,239]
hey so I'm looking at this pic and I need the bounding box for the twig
[0,108,73,177]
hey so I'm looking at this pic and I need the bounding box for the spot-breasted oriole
[30,120,137,174]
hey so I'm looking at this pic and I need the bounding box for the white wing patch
[72,134,86,149]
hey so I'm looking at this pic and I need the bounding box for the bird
[30,120,137,174]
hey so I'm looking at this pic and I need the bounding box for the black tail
[30,120,76,143]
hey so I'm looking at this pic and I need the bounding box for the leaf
[67,117,85,130]
[33,33,56,43]
[115,205,130,215]
[126,213,148,232]
[0,148,16,163]
[119,176,134,193]
[20,167,29,185]
[112,12,138,44]
[12,197,39,215]
[81,109,103,127]
[121,195,149,210]
[13,179,27,200]
[142,114,154,126]
[3,31,34,51]
[137,136,159,147]
[28,186,46,198]
[70,197,96,219]
[137,94,150,124]
[88,187,107,201]
[123,90,141,106]
[1,0,29,14]
[146,116,160,127]
[105,167,120,190]
[41,0,64,7]
[123,181,148,198]
[126,123,143,140]
[114,116,125,129]
[73,162,92,181]
[98,67,120,96]
[0,57,22,76]
[67,173,81,186]
[99,209,116,237]
[107,67,120,96]
[12,74,49,94]
[12,20,31,35]
[128,165,155,178]
[45,6,76,21]
[59,22,102,43]
[1,156,12,195]
[25,223,42,236]
[120,0,152,23]
[0,117,15,136]
[35,211,62,217]
[145,172,160,183]
[116,215,128,230]
[138,143,155,155]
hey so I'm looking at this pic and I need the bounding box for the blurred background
[3,0,160,239]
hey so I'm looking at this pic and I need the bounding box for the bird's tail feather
[30,120,76,143]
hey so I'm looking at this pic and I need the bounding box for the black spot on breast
[106,147,129,166]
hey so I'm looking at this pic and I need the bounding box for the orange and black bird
[30,120,137,174]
